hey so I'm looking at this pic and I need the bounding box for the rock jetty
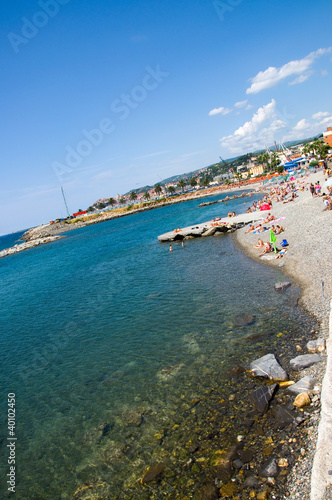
[0,236,63,259]
[158,212,264,243]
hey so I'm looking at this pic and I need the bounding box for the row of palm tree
[302,139,329,160]
[89,173,215,212]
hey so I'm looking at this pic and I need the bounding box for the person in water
[169,245,173,252]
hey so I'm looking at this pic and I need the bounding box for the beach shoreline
[234,169,332,499]
[1,182,265,258]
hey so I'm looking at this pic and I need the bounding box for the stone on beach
[293,392,311,408]
[250,353,288,382]
[287,375,317,395]
[307,338,326,353]
[289,354,323,371]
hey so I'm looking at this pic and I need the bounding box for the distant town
[68,129,331,220]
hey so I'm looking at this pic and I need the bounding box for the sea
[0,192,317,499]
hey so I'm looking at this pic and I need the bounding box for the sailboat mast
[61,186,70,217]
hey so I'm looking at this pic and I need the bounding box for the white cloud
[220,99,287,154]
[312,111,329,120]
[136,150,169,160]
[234,100,247,108]
[208,106,232,116]
[246,104,253,110]
[289,72,312,86]
[282,114,332,143]
[317,116,332,126]
[293,119,311,131]
[246,47,332,94]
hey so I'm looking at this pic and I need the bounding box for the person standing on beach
[310,183,315,196]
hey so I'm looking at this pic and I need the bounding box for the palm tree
[190,177,197,187]
[202,176,211,187]
[108,197,116,206]
[154,183,162,196]
[119,197,125,205]
[167,185,176,195]
[129,191,137,201]
[177,179,185,191]
[258,152,270,171]
[270,152,280,171]
[143,191,151,201]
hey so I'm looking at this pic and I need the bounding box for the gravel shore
[234,169,332,499]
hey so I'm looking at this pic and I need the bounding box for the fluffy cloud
[293,119,311,131]
[282,111,332,142]
[234,100,248,108]
[312,111,329,120]
[220,99,287,154]
[289,72,312,86]
[208,106,232,116]
[246,47,332,94]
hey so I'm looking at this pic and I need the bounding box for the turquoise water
[0,194,316,499]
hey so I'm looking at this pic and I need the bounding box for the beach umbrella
[260,203,271,211]
[323,178,332,188]
[270,229,277,253]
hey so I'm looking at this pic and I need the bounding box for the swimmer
[169,245,173,252]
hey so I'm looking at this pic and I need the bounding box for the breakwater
[158,212,264,242]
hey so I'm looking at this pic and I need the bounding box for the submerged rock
[193,484,219,500]
[219,482,238,497]
[141,463,165,483]
[250,353,288,382]
[234,314,255,327]
[290,354,322,371]
[123,410,143,427]
[260,457,278,477]
[250,384,277,413]
[275,407,296,428]
[274,282,292,292]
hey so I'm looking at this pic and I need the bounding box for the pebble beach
[235,168,332,499]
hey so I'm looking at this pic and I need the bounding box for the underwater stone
[250,384,277,413]
[260,457,278,477]
[274,407,295,429]
[141,463,165,483]
[274,282,292,292]
[234,314,255,327]
[193,483,218,500]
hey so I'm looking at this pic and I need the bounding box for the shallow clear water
[0,193,316,499]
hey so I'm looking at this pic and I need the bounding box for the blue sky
[1,0,332,234]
